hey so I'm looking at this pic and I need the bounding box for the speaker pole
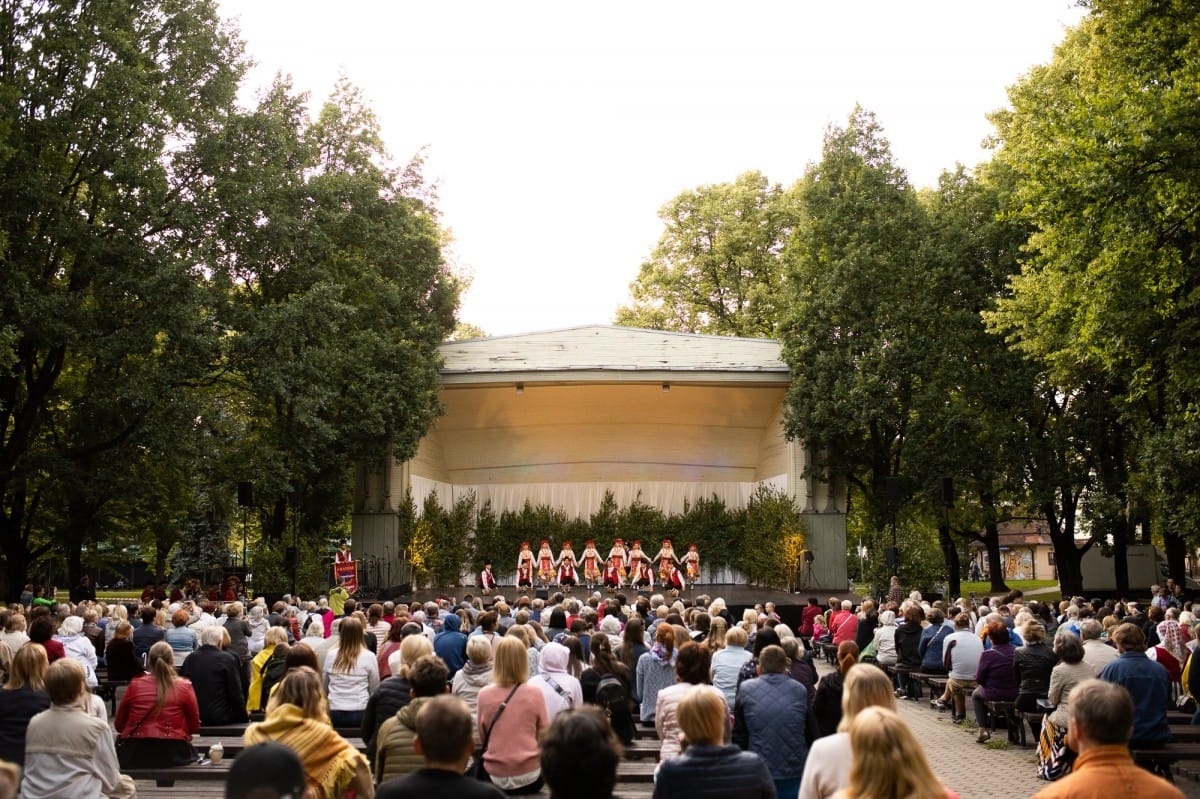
[237,481,253,575]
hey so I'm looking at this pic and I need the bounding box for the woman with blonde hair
[798,664,896,799]
[323,616,379,728]
[0,643,51,766]
[836,706,959,799]
[476,634,548,794]
[115,640,200,768]
[812,641,859,737]
[247,626,290,713]
[652,684,774,799]
[706,616,728,653]
[245,667,373,799]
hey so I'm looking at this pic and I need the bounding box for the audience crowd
[0,578,1195,799]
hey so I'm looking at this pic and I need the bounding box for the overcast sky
[217,1,1085,337]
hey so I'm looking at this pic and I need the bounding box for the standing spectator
[70,575,96,605]
[0,644,51,767]
[541,707,622,799]
[930,613,982,722]
[838,706,957,799]
[734,645,811,799]
[800,597,823,643]
[972,621,1019,744]
[433,613,468,679]
[653,685,775,799]
[21,658,134,799]
[1031,680,1183,799]
[323,616,380,728]
[114,641,201,768]
[1098,622,1170,750]
[132,606,165,660]
[476,635,548,795]
[374,695,504,799]
[636,624,678,726]
[375,654,451,784]
[799,664,896,799]
[886,576,904,607]
[180,625,248,725]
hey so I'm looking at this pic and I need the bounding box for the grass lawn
[959,579,1061,603]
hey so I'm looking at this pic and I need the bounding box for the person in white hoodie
[532,641,583,719]
[53,615,98,687]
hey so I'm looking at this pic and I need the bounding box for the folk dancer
[334,540,353,564]
[516,541,535,593]
[602,558,623,591]
[580,539,602,589]
[630,557,654,591]
[557,540,579,591]
[536,539,556,586]
[681,543,701,589]
[607,538,629,580]
[627,540,648,578]
[663,560,685,594]
[480,560,497,595]
[652,539,678,584]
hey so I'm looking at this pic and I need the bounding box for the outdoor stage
[368,583,861,632]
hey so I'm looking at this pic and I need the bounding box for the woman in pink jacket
[477,635,549,794]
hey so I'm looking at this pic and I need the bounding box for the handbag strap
[479,683,521,755]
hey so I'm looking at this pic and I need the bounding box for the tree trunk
[1113,535,1129,595]
[1164,530,1188,586]
[1054,539,1085,596]
[983,518,1008,593]
[939,513,960,599]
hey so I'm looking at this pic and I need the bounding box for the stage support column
[787,439,848,591]
[352,456,409,594]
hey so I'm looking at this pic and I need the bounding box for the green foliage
[616,171,796,337]
[732,485,808,589]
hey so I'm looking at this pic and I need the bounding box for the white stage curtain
[408,476,788,519]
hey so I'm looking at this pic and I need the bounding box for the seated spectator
[1031,679,1183,799]
[376,621,406,679]
[812,641,859,737]
[248,627,290,714]
[20,658,135,799]
[165,608,199,666]
[115,641,201,767]
[710,625,751,705]
[54,615,99,687]
[363,632,434,762]
[652,684,774,799]
[245,666,373,799]
[180,625,248,725]
[476,635,548,795]
[0,644,51,767]
[893,604,925,699]
[28,617,65,663]
[918,608,953,675]
[972,621,1018,744]
[453,635,495,742]
[657,642,718,763]
[1098,622,1170,750]
[799,663,896,799]
[323,616,379,728]
[839,706,957,799]
[132,607,165,660]
[227,742,308,799]
[1037,633,1093,780]
[1014,622,1059,717]
[533,641,583,720]
[541,707,622,799]
[636,624,679,725]
[104,620,145,683]
[931,613,981,722]
[782,637,818,700]
[870,610,898,667]
[1079,619,1118,674]
[0,612,30,652]
[375,654,451,784]
[734,644,811,799]
[247,604,271,655]
[374,695,503,799]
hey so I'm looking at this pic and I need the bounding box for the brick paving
[812,658,1200,799]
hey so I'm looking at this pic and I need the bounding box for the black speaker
[885,546,899,570]
[284,547,297,569]
[885,477,901,505]
[939,476,954,507]
[535,587,549,601]
[804,550,815,564]
[237,481,253,507]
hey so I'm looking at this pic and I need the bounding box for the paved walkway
[811,659,1200,799]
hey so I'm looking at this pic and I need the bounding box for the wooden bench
[984,700,1024,745]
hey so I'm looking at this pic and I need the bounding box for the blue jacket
[433,615,468,678]
[653,744,775,799]
[733,672,810,780]
[919,622,954,672]
[1099,651,1170,745]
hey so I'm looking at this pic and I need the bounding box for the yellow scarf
[244,703,364,799]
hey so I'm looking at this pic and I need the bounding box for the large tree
[987,0,1200,584]
[0,0,243,597]
[616,171,795,337]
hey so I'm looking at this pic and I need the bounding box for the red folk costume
[682,543,701,583]
[627,540,647,573]
[557,542,579,586]
[537,540,556,583]
[517,541,535,579]
[580,540,601,583]
[653,539,677,582]
[664,563,685,592]
[631,559,654,589]
[608,539,628,576]
[480,564,496,593]
[602,559,623,589]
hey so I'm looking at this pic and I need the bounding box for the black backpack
[595,674,635,744]
[259,648,290,709]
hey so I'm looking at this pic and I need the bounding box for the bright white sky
[217,1,1085,337]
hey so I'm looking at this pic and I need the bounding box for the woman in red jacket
[115,640,201,767]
